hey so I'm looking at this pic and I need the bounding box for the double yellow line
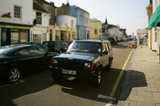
[110,49,134,97]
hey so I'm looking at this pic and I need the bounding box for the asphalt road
[0,41,132,106]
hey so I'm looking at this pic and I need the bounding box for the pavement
[117,45,160,106]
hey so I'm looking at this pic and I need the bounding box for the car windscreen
[67,41,102,53]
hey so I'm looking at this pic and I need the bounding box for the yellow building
[90,18,102,39]
[50,24,77,41]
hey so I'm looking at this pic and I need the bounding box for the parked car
[49,40,113,87]
[42,41,68,53]
[66,40,73,46]
[108,37,117,45]
[0,44,58,83]
[14,42,47,50]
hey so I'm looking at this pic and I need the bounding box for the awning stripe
[147,5,160,29]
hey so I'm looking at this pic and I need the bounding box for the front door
[1,28,11,46]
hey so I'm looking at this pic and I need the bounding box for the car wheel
[93,70,102,87]
[8,67,21,83]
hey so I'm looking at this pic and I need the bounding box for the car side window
[28,46,46,56]
[107,42,112,51]
[106,43,110,52]
[102,43,107,53]
[15,48,31,56]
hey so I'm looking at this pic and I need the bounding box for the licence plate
[61,69,77,75]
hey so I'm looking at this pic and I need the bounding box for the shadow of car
[0,44,58,83]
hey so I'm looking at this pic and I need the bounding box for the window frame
[36,11,42,24]
[14,5,21,19]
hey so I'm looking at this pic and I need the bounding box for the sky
[46,0,149,35]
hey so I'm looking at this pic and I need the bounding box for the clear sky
[46,0,149,35]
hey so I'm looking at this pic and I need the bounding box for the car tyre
[8,67,21,83]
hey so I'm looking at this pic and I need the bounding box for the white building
[56,15,76,29]
[151,1,160,53]
[108,24,120,40]
[31,1,50,43]
[0,0,33,46]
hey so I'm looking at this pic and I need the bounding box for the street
[0,41,132,106]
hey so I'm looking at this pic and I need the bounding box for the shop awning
[147,5,160,29]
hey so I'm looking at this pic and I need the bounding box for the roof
[33,2,48,13]
[90,18,101,22]
[70,5,89,14]
[108,24,119,29]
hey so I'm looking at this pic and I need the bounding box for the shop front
[0,22,31,46]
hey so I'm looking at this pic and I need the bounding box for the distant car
[0,44,58,83]
[49,40,113,87]
[15,42,47,50]
[42,41,68,53]
[108,37,117,45]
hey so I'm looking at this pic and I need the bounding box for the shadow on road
[0,70,54,106]
[119,70,147,101]
[56,68,127,104]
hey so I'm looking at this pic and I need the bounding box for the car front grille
[58,60,84,70]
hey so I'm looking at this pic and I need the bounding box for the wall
[152,0,160,52]
[31,10,50,43]
[90,20,102,39]
[56,15,76,28]
[0,0,33,25]
[32,10,50,27]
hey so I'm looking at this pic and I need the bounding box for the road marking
[97,94,116,101]
[110,49,134,97]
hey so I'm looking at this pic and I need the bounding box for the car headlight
[84,63,91,68]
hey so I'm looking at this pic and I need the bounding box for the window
[71,20,74,28]
[29,46,45,55]
[15,49,30,56]
[20,30,28,42]
[94,29,97,35]
[33,34,41,43]
[36,12,42,24]
[14,6,21,18]
[2,29,7,42]
[68,41,102,53]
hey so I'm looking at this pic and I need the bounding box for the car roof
[0,44,32,49]
[74,39,110,43]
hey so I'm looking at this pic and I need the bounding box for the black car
[49,40,113,87]
[15,42,47,50]
[42,41,68,53]
[0,44,58,83]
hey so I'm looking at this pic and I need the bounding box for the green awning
[147,5,160,29]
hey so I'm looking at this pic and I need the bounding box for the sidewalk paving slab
[117,45,160,106]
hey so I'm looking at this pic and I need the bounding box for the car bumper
[49,66,96,77]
